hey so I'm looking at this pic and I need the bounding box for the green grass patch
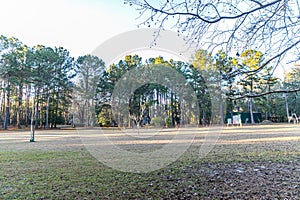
[0,147,299,199]
[1,125,299,199]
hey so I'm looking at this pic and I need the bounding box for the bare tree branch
[230,39,300,78]
[126,0,300,73]
[140,0,281,23]
[230,88,300,100]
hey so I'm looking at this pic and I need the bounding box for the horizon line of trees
[1,34,300,130]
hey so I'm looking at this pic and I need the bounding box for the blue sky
[0,0,138,57]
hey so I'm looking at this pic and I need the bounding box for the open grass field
[0,124,299,199]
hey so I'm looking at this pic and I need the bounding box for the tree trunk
[84,100,89,127]
[202,109,206,126]
[3,106,9,130]
[50,105,54,128]
[3,81,10,130]
[171,92,175,127]
[249,97,255,124]
[219,101,224,125]
[249,79,255,124]
[45,96,50,129]
[30,98,35,142]
[0,81,5,121]
[25,85,30,127]
[219,71,224,125]
[90,99,95,127]
[17,85,23,129]
[54,96,59,128]
[284,93,289,121]
[35,98,39,129]
[128,113,131,128]
[16,109,21,129]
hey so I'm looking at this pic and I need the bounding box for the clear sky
[0,0,138,57]
[0,0,290,78]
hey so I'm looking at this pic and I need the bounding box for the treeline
[0,36,76,129]
[96,55,210,127]
[1,35,300,129]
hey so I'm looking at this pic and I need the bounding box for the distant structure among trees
[1,33,300,130]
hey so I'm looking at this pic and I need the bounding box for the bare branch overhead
[126,0,300,73]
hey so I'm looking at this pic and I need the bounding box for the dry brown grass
[0,124,299,199]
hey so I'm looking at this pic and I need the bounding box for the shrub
[151,117,165,127]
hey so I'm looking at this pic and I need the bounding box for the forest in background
[1,35,300,130]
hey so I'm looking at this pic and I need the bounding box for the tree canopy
[1,33,300,130]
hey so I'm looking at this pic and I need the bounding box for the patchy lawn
[0,124,299,199]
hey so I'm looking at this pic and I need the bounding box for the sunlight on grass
[0,124,299,199]
[220,136,300,144]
